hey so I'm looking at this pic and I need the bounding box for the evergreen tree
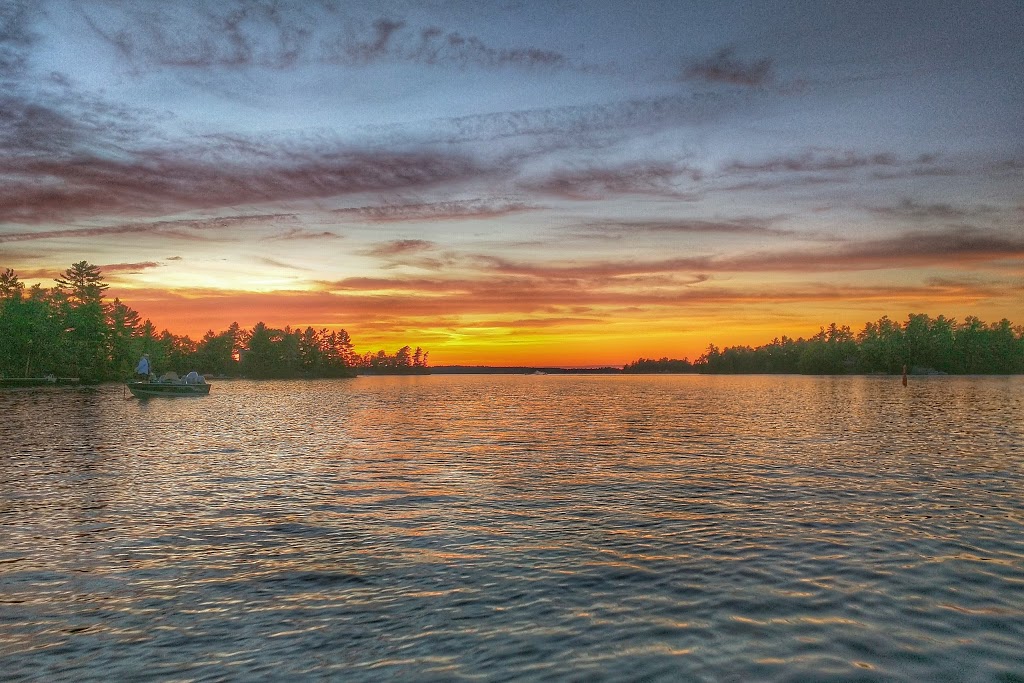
[0,268,24,299]
[107,298,142,378]
[54,262,109,381]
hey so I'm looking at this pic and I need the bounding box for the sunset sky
[2,0,1022,366]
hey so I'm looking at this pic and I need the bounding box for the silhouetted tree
[0,263,414,381]
[640,313,1024,376]
[54,262,110,381]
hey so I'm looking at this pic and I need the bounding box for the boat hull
[127,381,211,397]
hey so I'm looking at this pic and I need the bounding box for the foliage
[357,345,430,374]
[0,263,429,382]
[622,357,694,373]
[670,314,1023,375]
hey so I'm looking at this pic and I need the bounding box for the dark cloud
[713,174,843,194]
[333,199,535,223]
[924,275,1004,291]
[724,150,897,174]
[710,150,960,194]
[405,26,567,69]
[583,218,791,237]
[257,256,312,271]
[307,15,570,70]
[79,2,318,71]
[416,226,1024,282]
[78,4,570,72]
[98,261,161,274]
[871,199,979,221]
[0,97,89,156]
[0,213,299,242]
[0,223,164,243]
[850,227,1024,262]
[522,162,702,200]
[0,137,489,223]
[365,239,436,257]
[0,86,161,161]
[428,91,735,147]
[342,18,405,64]
[714,227,1024,272]
[271,228,341,240]
[682,47,773,87]
[0,0,37,78]
[473,254,713,281]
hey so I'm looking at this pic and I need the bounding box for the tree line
[0,263,429,382]
[624,314,1024,375]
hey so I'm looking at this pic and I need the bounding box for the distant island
[2,263,1021,382]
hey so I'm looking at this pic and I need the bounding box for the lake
[1,375,1022,681]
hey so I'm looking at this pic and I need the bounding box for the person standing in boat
[135,353,151,381]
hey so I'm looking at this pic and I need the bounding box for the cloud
[453,254,717,282]
[400,25,568,69]
[713,227,1024,272]
[581,218,792,237]
[0,0,37,78]
[682,47,773,87]
[374,91,741,152]
[871,198,985,221]
[709,150,968,193]
[271,228,341,240]
[98,261,161,274]
[333,199,535,223]
[0,137,489,223]
[0,213,299,242]
[1,223,164,243]
[365,239,436,258]
[257,256,311,272]
[372,226,1024,281]
[357,242,464,273]
[458,316,606,330]
[339,18,405,65]
[522,162,702,200]
[724,150,897,175]
[78,2,319,71]
[78,5,571,72]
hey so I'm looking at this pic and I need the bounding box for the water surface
[2,375,1022,681]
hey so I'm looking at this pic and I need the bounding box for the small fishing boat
[127,371,211,398]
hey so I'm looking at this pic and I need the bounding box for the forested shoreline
[625,315,1024,375]
[0,263,428,382]
[3,263,1022,382]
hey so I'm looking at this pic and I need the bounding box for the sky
[1,0,1022,366]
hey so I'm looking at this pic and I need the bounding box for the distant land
[431,366,622,375]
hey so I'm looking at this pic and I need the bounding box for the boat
[127,371,211,398]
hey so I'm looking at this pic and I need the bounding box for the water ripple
[1,375,1022,681]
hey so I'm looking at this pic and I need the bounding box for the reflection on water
[1,375,1022,681]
